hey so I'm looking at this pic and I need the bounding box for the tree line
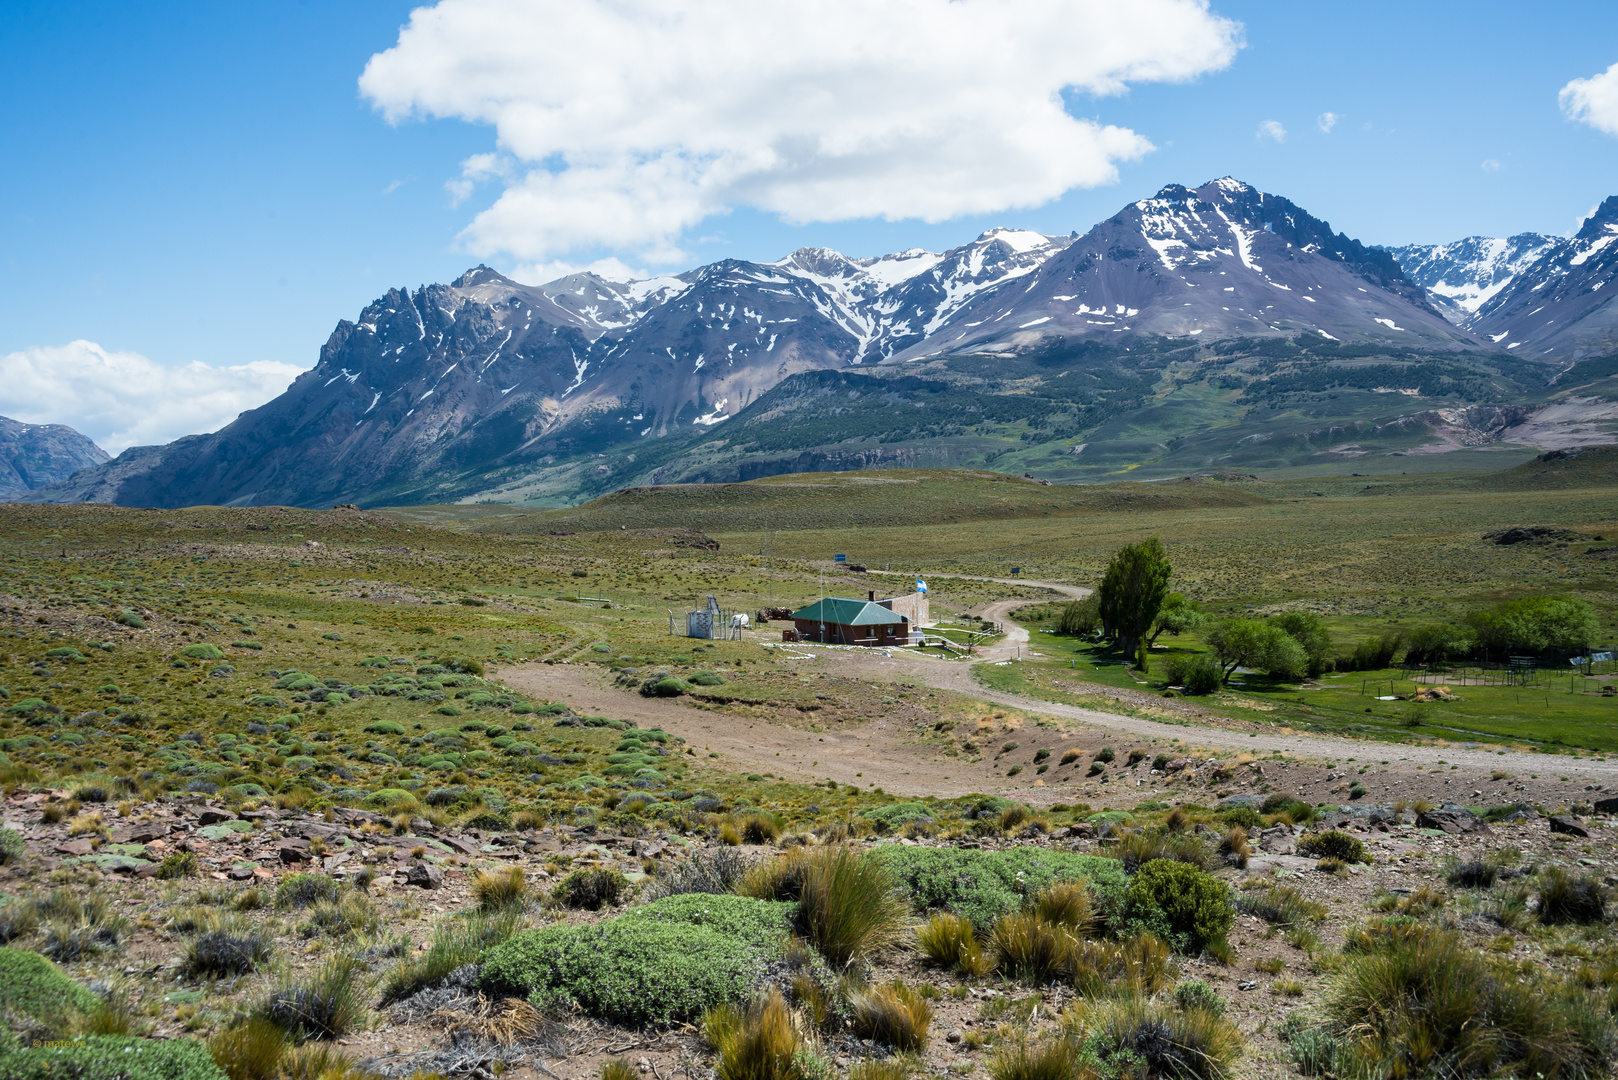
[1053,538,1601,695]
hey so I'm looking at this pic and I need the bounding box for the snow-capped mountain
[26,177,1520,509]
[1466,197,1618,360]
[0,416,108,498]
[884,178,1474,359]
[1387,234,1558,325]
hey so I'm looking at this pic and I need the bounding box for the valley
[1,454,1617,1078]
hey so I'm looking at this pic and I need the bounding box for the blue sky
[1,0,1616,449]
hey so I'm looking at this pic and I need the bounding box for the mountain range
[0,417,108,499]
[22,178,1618,509]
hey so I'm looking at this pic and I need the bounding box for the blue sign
[834,554,846,563]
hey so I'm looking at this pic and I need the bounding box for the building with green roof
[790,596,911,646]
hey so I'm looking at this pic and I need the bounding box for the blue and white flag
[915,579,928,593]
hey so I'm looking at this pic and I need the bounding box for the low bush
[1033,881,1095,931]
[0,945,101,1026]
[0,828,24,865]
[703,990,805,1080]
[916,912,991,977]
[859,802,935,832]
[987,1034,1080,1080]
[473,866,529,912]
[793,845,907,969]
[1445,859,1500,889]
[1174,979,1227,1016]
[1116,829,1213,873]
[185,930,273,977]
[875,847,1128,929]
[275,872,340,909]
[848,980,932,1050]
[1304,926,1610,1080]
[553,867,630,911]
[1296,829,1368,863]
[1122,860,1233,955]
[1236,885,1327,927]
[257,953,368,1040]
[990,911,1074,984]
[1539,867,1607,925]
[1070,934,1173,998]
[480,895,793,1026]
[1260,794,1316,823]
[649,847,752,898]
[1080,995,1245,1080]
[207,1018,289,1080]
[1219,807,1263,830]
[300,894,380,939]
[738,813,782,845]
[157,850,200,879]
[0,1034,227,1080]
[381,908,527,1004]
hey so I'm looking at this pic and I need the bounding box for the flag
[915,579,927,593]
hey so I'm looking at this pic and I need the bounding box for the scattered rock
[198,808,237,826]
[1216,794,1263,811]
[403,862,443,889]
[1549,815,1592,838]
[1416,808,1489,835]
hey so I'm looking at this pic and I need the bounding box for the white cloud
[1561,61,1618,136]
[1256,119,1287,142]
[1316,111,1338,133]
[360,0,1243,265]
[508,256,651,286]
[1480,158,1502,173]
[0,341,305,455]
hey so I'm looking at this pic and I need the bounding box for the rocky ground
[4,782,1616,1080]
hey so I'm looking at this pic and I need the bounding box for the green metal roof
[791,597,909,626]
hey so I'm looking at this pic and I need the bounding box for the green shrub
[1260,794,1316,823]
[1033,881,1095,931]
[0,945,101,1026]
[1297,830,1369,864]
[0,1034,227,1080]
[0,828,25,865]
[643,677,690,697]
[1122,860,1233,955]
[1174,979,1227,1016]
[275,873,340,909]
[1116,829,1213,873]
[689,671,726,686]
[157,850,200,879]
[738,813,782,845]
[875,847,1128,930]
[481,895,793,1025]
[363,720,405,735]
[859,802,936,831]
[1307,926,1609,1080]
[179,643,226,660]
[1219,807,1264,830]
[553,867,630,911]
[1235,885,1327,927]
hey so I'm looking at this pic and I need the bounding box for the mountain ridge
[21,177,1618,510]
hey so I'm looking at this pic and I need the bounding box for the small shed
[791,597,910,646]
